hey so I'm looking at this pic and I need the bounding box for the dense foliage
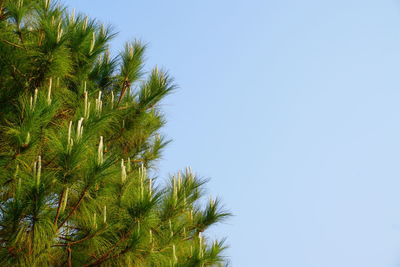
[0,0,230,266]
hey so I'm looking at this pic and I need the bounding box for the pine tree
[0,0,230,266]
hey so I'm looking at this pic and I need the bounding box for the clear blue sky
[67,1,400,266]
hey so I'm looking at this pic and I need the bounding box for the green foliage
[0,0,230,266]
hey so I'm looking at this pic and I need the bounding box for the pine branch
[57,187,88,231]
[83,229,133,267]
[67,246,72,267]
[53,232,99,247]
[0,39,24,49]
[117,80,130,104]
[53,188,65,226]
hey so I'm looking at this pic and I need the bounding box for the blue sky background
[67,1,400,266]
